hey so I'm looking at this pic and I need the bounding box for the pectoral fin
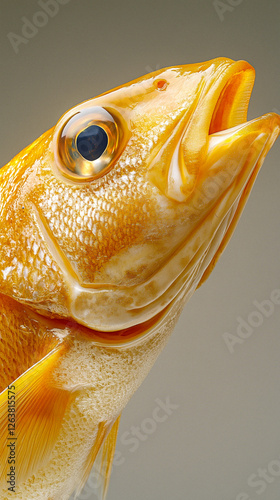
[75,415,121,500]
[0,342,72,487]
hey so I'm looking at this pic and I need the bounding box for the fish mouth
[208,61,256,135]
[186,60,280,286]
[156,60,257,202]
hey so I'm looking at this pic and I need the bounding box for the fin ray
[75,415,121,500]
[0,343,72,487]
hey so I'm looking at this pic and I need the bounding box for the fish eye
[54,106,119,181]
[76,125,108,161]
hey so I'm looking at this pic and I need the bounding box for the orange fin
[75,415,121,500]
[0,342,72,488]
[98,415,121,499]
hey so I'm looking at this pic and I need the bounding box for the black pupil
[77,125,108,161]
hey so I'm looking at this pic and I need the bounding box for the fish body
[0,58,279,499]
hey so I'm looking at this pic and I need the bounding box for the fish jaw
[191,111,280,285]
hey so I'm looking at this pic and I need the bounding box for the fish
[0,57,279,500]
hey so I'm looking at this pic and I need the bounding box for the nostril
[155,79,168,91]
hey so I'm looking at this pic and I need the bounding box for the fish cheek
[36,170,161,285]
[91,203,184,286]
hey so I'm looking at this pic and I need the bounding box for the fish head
[1,58,279,337]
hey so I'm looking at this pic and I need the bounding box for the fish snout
[149,59,260,202]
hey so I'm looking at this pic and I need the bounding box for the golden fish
[0,57,279,500]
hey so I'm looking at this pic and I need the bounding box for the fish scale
[36,171,156,282]
[0,58,279,499]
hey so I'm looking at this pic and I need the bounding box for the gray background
[1,1,280,499]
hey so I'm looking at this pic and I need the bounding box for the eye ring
[53,106,119,181]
